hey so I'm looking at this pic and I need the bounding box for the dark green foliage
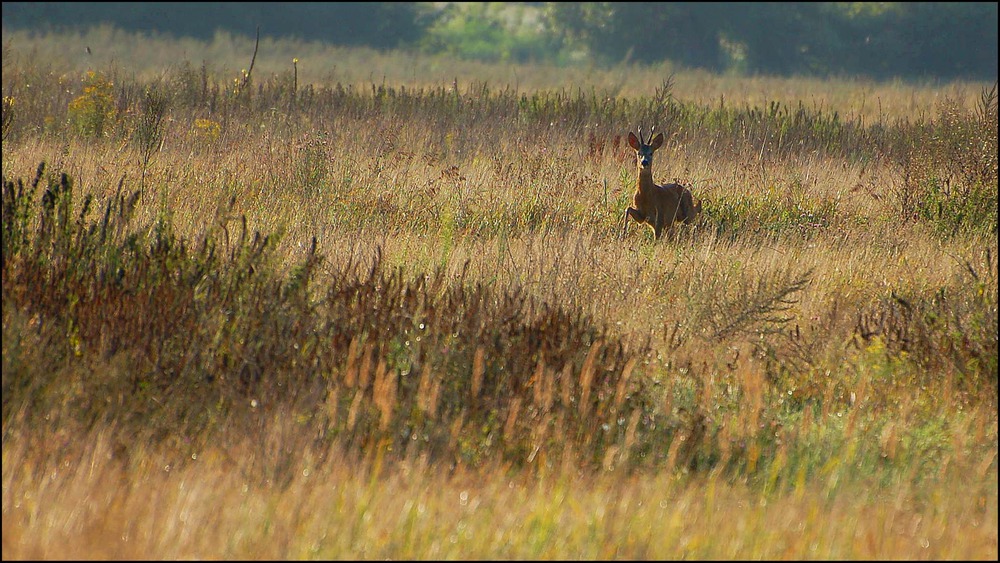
[0,2,429,51]
[544,2,997,80]
[2,2,995,79]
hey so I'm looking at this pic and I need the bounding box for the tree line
[2,2,996,81]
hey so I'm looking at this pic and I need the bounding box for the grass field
[2,27,997,559]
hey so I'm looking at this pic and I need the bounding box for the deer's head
[628,129,664,170]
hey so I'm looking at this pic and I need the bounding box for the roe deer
[621,128,702,240]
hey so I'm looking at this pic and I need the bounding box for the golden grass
[4,413,996,560]
[2,29,997,560]
[1,24,991,123]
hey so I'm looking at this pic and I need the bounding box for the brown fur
[621,129,702,240]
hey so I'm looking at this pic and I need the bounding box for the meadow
[2,27,997,559]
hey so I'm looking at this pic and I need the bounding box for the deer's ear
[628,132,640,150]
[650,133,665,150]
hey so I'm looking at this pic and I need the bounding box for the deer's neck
[636,167,656,193]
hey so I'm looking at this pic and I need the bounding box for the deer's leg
[651,209,664,239]
[663,215,676,240]
[626,207,646,223]
[622,207,645,239]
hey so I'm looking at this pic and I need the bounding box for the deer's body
[622,130,701,240]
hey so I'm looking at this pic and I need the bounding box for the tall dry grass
[2,30,997,560]
[3,418,995,559]
[1,24,991,122]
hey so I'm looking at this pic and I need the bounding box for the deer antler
[637,124,657,145]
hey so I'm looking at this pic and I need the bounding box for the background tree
[1,1,996,80]
[542,1,997,80]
